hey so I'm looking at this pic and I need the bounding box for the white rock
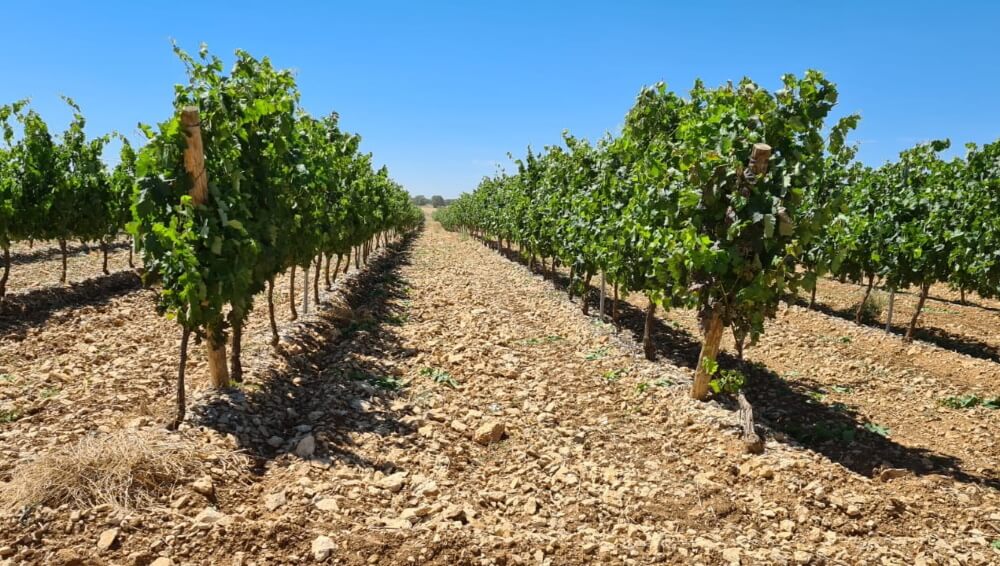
[97,528,119,551]
[377,471,408,492]
[194,507,232,527]
[315,498,339,511]
[414,480,439,499]
[264,491,287,512]
[191,475,214,497]
[312,535,337,561]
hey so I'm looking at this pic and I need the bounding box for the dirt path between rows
[3,218,999,565]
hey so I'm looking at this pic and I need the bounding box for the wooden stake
[289,265,298,320]
[180,107,208,205]
[749,143,772,176]
[303,264,310,315]
[885,289,895,334]
[205,321,229,388]
[599,272,606,321]
[182,106,228,389]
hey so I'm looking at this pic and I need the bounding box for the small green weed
[420,367,459,388]
[602,369,624,383]
[385,312,409,325]
[653,377,674,387]
[0,373,13,383]
[709,369,745,395]
[939,394,1000,410]
[864,422,891,438]
[790,421,856,444]
[853,290,887,322]
[830,402,849,413]
[347,369,405,391]
[991,539,1000,551]
[831,385,853,395]
[922,306,960,315]
[39,387,61,399]
[586,347,609,361]
[839,335,852,344]
[807,390,826,402]
[0,408,22,423]
[344,319,378,336]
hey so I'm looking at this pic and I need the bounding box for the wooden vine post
[691,143,771,401]
[181,106,229,389]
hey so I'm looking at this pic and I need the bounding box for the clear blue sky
[2,1,998,198]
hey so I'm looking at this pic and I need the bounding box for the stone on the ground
[295,434,316,458]
[96,527,119,551]
[473,419,505,445]
[377,471,407,492]
[264,490,287,512]
[191,475,214,497]
[312,535,337,561]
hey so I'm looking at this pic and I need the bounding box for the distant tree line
[410,194,453,208]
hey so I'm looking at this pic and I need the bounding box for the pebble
[473,419,505,445]
[97,528,119,551]
[264,491,287,512]
[312,535,337,561]
[295,435,316,458]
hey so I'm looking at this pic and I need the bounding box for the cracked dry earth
[2,218,1000,565]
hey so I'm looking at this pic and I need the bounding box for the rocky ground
[1,219,999,565]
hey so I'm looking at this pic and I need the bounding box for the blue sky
[2,1,998,197]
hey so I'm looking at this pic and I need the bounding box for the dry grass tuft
[1,429,245,511]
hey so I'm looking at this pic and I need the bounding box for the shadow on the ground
[193,234,421,474]
[790,295,1000,364]
[827,278,1000,314]
[0,271,142,338]
[489,238,1000,490]
[9,240,130,266]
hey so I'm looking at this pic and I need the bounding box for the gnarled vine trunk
[169,326,191,430]
[101,240,110,275]
[59,239,68,284]
[0,244,9,300]
[229,310,244,383]
[267,278,279,347]
[568,266,576,301]
[855,274,875,323]
[324,253,331,290]
[642,299,656,361]
[691,310,724,400]
[905,282,931,341]
[581,272,593,315]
